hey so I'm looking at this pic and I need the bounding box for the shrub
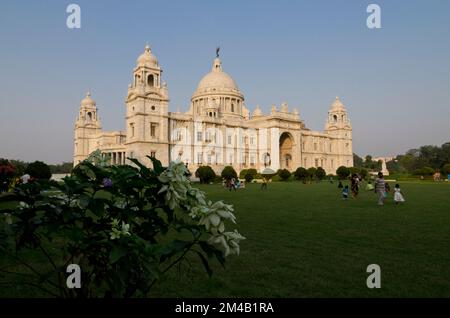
[0,159,16,192]
[244,172,253,183]
[442,163,450,175]
[359,168,368,180]
[315,167,326,180]
[221,166,237,181]
[24,161,52,180]
[0,156,245,298]
[239,169,248,179]
[294,167,308,182]
[307,167,317,180]
[349,167,360,176]
[413,166,434,176]
[254,173,262,179]
[195,166,216,184]
[336,166,350,180]
[278,169,291,181]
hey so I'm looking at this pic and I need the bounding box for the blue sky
[0,0,449,163]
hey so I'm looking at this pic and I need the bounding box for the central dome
[195,58,240,95]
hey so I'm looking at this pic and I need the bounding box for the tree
[25,161,51,180]
[239,169,248,179]
[294,167,308,182]
[0,157,244,298]
[0,159,16,192]
[306,167,317,181]
[278,169,291,181]
[244,172,254,183]
[442,163,450,175]
[195,166,216,184]
[349,167,360,175]
[336,166,350,180]
[315,167,326,180]
[359,168,369,180]
[413,166,434,176]
[353,153,364,168]
[221,166,237,181]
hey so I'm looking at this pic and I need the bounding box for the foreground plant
[0,155,244,297]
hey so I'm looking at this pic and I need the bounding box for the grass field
[1,181,450,297]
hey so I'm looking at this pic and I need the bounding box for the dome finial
[216,46,220,58]
[145,43,150,52]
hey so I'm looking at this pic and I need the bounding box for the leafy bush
[349,167,360,175]
[315,167,326,180]
[221,166,237,181]
[0,159,16,192]
[239,169,248,179]
[294,167,308,182]
[359,168,368,180]
[336,166,350,180]
[0,156,244,298]
[244,173,253,183]
[442,163,450,175]
[413,166,434,176]
[195,166,216,184]
[278,169,291,181]
[25,161,52,180]
[307,167,317,180]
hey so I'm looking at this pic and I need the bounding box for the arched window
[231,103,234,112]
[87,112,92,120]
[333,115,337,123]
[147,74,154,87]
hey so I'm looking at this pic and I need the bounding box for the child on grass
[394,183,405,204]
[342,185,349,200]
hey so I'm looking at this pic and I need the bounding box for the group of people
[225,178,245,191]
[339,172,405,205]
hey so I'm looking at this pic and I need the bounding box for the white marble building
[74,45,353,174]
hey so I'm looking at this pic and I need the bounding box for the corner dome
[81,92,95,107]
[136,44,158,68]
[331,96,345,110]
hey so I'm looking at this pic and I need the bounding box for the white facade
[74,45,353,174]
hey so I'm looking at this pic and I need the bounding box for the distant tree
[278,169,291,181]
[239,169,248,179]
[244,172,254,183]
[195,166,216,184]
[412,166,434,176]
[315,167,326,180]
[49,162,74,174]
[359,168,369,180]
[349,167,360,176]
[336,166,350,180]
[294,167,308,182]
[221,166,237,181]
[0,159,16,192]
[306,167,317,181]
[25,161,52,180]
[9,160,27,176]
[442,163,450,175]
[353,153,364,168]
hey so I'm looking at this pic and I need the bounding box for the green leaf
[93,190,113,201]
[146,156,165,174]
[110,245,128,263]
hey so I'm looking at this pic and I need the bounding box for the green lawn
[151,181,450,297]
[1,181,450,297]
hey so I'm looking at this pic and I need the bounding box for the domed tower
[125,44,170,165]
[325,96,353,167]
[191,50,246,119]
[73,92,102,165]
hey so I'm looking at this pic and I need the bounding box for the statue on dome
[216,47,220,58]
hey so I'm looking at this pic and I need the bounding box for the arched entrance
[279,132,293,170]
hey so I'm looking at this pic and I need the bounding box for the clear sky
[0,0,449,164]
